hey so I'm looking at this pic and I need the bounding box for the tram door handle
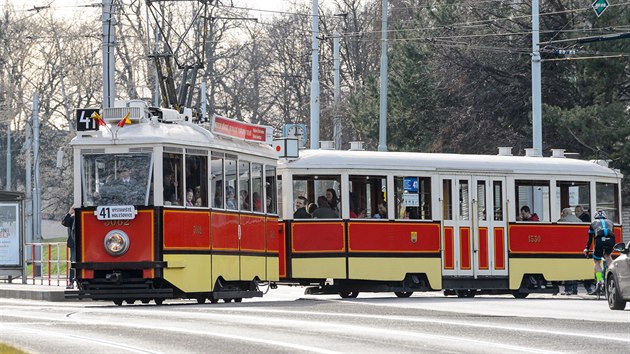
[238,225,242,240]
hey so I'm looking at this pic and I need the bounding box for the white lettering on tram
[94,206,137,221]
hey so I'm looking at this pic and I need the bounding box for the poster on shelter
[0,203,20,266]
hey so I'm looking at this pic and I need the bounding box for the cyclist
[583,210,616,295]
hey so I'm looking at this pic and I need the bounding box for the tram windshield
[81,153,153,206]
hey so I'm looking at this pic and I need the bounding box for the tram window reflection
[163,152,183,206]
[252,163,263,212]
[394,176,432,220]
[556,181,590,222]
[185,152,207,208]
[349,175,386,219]
[239,161,251,211]
[596,182,619,223]
[225,157,237,210]
[211,154,224,209]
[493,181,503,221]
[265,165,277,214]
[515,180,550,222]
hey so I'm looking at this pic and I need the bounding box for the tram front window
[82,153,153,206]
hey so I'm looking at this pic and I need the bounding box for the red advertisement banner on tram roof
[212,114,273,143]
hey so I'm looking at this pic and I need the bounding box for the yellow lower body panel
[164,254,211,293]
[509,258,593,289]
[212,255,239,282]
[292,258,346,279]
[266,255,279,281]
[241,255,265,281]
[349,257,442,289]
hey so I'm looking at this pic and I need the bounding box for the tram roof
[279,149,622,179]
[70,121,277,159]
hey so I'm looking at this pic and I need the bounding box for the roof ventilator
[497,147,512,156]
[320,141,335,150]
[349,141,364,151]
[550,149,566,158]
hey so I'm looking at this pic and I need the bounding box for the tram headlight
[104,230,130,256]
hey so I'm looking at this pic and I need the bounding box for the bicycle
[584,250,608,300]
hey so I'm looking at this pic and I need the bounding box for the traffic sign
[592,0,609,17]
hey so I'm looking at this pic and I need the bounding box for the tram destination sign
[592,0,609,17]
[212,114,273,143]
[94,206,137,221]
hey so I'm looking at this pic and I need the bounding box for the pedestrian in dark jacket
[61,205,75,289]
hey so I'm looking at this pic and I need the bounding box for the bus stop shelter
[0,191,25,282]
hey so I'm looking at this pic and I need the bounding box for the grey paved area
[0,281,69,302]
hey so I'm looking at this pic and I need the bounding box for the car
[606,241,630,310]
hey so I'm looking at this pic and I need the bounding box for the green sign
[592,0,609,17]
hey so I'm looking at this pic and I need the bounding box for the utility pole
[310,0,320,149]
[378,0,388,152]
[33,95,41,244]
[333,31,341,150]
[5,124,10,190]
[531,0,542,156]
[102,0,116,108]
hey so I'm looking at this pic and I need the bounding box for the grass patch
[0,343,28,354]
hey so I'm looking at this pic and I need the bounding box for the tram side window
[185,152,207,207]
[294,175,342,218]
[394,176,432,220]
[556,181,590,222]
[211,154,224,209]
[596,182,619,223]
[225,156,238,210]
[163,152,183,206]
[265,165,277,214]
[252,163,263,212]
[493,181,503,221]
[515,180,550,222]
[239,161,251,211]
[442,179,453,220]
[349,175,386,219]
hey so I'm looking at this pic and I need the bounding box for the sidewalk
[0,281,69,302]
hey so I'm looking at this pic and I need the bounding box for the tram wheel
[394,291,413,298]
[141,299,150,304]
[154,298,164,305]
[339,291,359,299]
[223,298,233,303]
[113,299,123,306]
[511,290,529,299]
[234,298,242,303]
[456,290,475,298]
[210,298,218,304]
[125,299,136,305]
[197,297,206,304]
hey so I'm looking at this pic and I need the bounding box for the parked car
[606,241,630,310]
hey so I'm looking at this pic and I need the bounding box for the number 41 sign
[75,108,100,131]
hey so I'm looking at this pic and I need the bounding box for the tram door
[441,177,508,277]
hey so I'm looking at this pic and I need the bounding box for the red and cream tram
[277,147,623,298]
[67,101,279,305]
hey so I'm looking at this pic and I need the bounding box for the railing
[24,242,71,287]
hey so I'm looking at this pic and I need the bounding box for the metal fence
[24,242,71,287]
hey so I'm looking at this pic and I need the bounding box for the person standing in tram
[293,196,311,219]
[519,206,539,221]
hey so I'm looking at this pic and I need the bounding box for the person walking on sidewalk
[61,205,76,289]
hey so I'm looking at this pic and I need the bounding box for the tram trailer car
[66,102,280,305]
[276,148,623,298]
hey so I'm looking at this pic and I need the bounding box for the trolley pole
[310,0,320,150]
[102,0,116,108]
[531,0,542,156]
[377,0,388,152]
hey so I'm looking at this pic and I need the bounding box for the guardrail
[25,242,71,287]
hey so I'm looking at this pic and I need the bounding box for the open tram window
[265,165,277,214]
[239,161,251,212]
[349,175,386,219]
[556,181,590,222]
[225,156,238,210]
[82,152,153,207]
[211,153,224,209]
[596,182,619,223]
[185,150,207,207]
[515,180,550,222]
[252,163,263,212]
[163,151,184,206]
[394,176,432,220]
[293,175,341,218]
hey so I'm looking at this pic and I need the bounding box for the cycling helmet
[593,210,607,219]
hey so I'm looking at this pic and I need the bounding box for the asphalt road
[1,288,629,353]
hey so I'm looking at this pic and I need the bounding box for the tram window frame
[252,163,264,213]
[476,180,487,221]
[515,180,550,222]
[294,174,342,219]
[596,182,619,223]
[493,181,504,221]
[394,176,432,220]
[185,150,208,208]
[163,151,184,206]
[442,179,453,220]
[239,160,252,212]
[555,180,590,222]
[211,153,224,209]
[265,165,278,215]
[349,175,386,219]
[225,155,238,210]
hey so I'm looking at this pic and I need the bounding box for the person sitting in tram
[185,189,194,207]
[252,192,262,212]
[312,196,338,219]
[225,186,237,209]
[373,202,387,219]
[519,205,539,221]
[293,196,311,219]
